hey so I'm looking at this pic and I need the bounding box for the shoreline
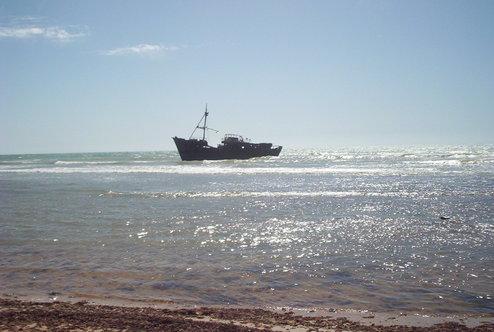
[1,295,493,331]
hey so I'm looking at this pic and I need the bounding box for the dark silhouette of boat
[173,105,282,161]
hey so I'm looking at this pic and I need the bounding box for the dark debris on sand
[1,298,493,331]
[0,299,262,331]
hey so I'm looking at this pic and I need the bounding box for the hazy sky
[1,0,493,154]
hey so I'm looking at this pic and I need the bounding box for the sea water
[0,146,493,314]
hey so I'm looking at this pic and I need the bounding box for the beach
[1,297,494,331]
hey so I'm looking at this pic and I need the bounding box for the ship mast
[189,103,217,140]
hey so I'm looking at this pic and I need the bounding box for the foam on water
[98,190,447,198]
[54,160,121,165]
[0,165,425,175]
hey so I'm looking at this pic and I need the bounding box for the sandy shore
[1,297,493,332]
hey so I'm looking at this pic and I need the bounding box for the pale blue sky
[1,0,493,154]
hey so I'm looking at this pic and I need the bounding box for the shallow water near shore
[1,146,493,314]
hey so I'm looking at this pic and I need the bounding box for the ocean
[0,146,493,314]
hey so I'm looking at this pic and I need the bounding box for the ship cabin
[222,134,250,145]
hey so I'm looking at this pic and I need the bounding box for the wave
[418,159,478,166]
[98,190,426,198]
[0,165,424,175]
[54,161,120,165]
[0,159,44,164]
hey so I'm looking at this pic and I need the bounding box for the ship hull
[173,137,282,161]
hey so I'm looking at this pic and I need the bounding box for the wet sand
[1,297,493,332]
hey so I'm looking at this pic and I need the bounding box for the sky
[1,0,493,154]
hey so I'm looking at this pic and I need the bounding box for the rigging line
[189,113,206,139]
[202,103,208,141]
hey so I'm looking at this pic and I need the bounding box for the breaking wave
[0,165,428,175]
[54,161,120,165]
[97,190,437,199]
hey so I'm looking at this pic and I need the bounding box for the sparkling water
[0,146,493,314]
